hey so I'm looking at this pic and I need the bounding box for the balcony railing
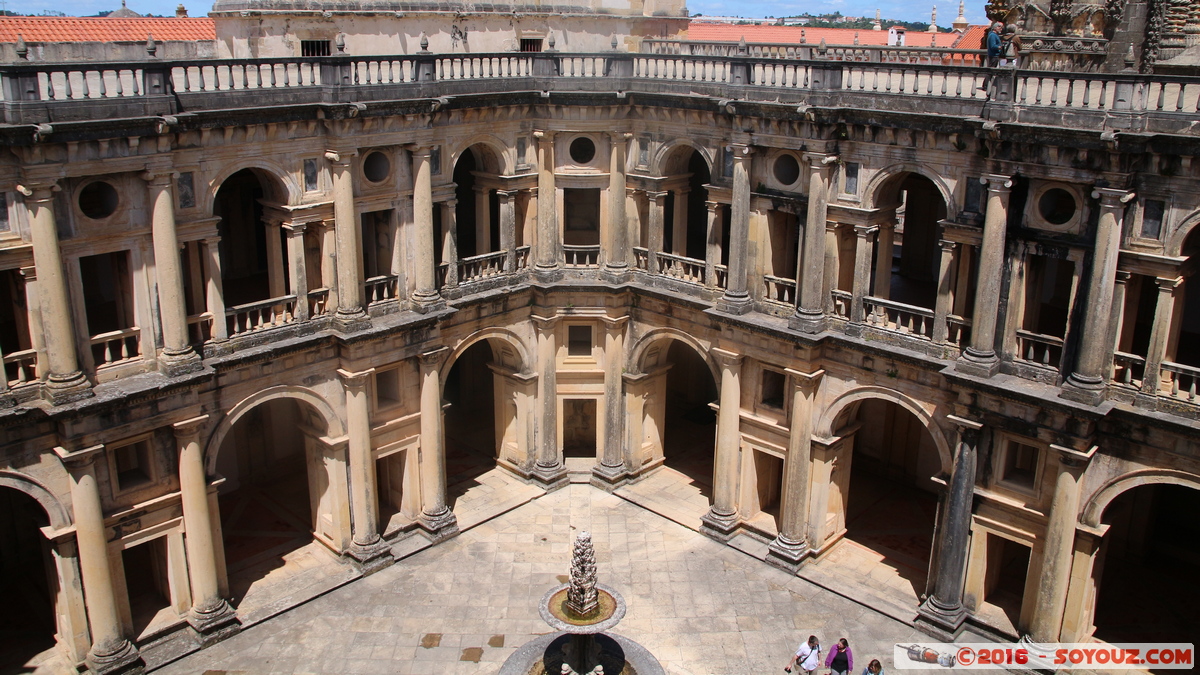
[226,295,296,336]
[632,247,650,271]
[2,348,38,390]
[186,311,213,344]
[865,296,935,339]
[89,327,141,367]
[1112,351,1146,388]
[515,246,531,271]
[831,289,852,319]
[764,275,797,305]
[308,288,331,316]
[945,314,972,348]
[1015,329,1064,369]
[657,252,706,285]
[563,245,601,267]
[458,250,507,282]
[1160,361,1200,404]
[364,274,400,306]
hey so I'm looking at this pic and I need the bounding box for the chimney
[176,4,187,16]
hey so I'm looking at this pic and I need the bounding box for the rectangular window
[520,38,543,52]
[176,172,195,209]
[1001,440,1039,490]
[842,162,860,195]
[300,40,332,57]
[303,158,319,192]
[760,369,785,409]
[1141,199,1165,239]
[638,138,650,167]
[375,367,402,409]
[567,325,592,356]
[113,439,152,490]
[965,177,984,214]
[517,137,528,167]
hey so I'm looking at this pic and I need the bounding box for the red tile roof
[0,17,215,44]
[686,22,984,48]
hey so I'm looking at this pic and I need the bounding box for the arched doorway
[214,169,289,313]
[453,147,502,259]
[873,173,947,310]
[661,148,721,272]
[1092,483,1200,645]
[1167,227,1199,369]
[0,487,58,673]
[662,340,718,494]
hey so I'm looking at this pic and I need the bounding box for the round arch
[626,327,720,384]
[816,385,953,475]
[449,136,509,175]
[440,328,534,388]
[1081,468,1200,528]
[203,385,344,475]
[863,163,955,213]
[0,470,71,530]
[1164,210,1200,258]
[206,161,296,212]
[653,139,715,177]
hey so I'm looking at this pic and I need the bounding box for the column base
[956,348,1000,378]
[417,507,460,543]
[915,596,968,640]
[765,535,811,573]
[789,309,826,334]
[717,292,753,315]
[530,462,570,492]
[159,347,203,377]
[1059,374,1106,406]
[187,599,241,647]
[533,265,563,283]
[86,638,144,675]
[844,321,865,337]
[600,264,631,285]
[589,462,628,491]
[347,536,394,575]
[44,370,93,405]
[411,291,446,314]
[699,508,739,542]
[333,308,372,332]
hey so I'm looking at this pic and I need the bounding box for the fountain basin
[539,583,626,634]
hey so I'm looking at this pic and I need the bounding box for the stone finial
[146,33,157,57]
[800,29,807,43]
[547,31,556,50]
[566,532,599,617]
[873,9,883,30]
[419,32,430,53]
[335,33,346,53]
[176,4,187,17]
[15,34,27,60]
[818,37,828,54]
[929,4,938,31]
[611,34,618,50]
[854,31,860,45]
[738,36,747,54]
[953,0,969,32]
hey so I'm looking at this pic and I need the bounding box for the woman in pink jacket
[826,638,854,675]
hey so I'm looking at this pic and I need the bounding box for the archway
[214,169,289,309]
[1168,226,1199,368]
[1092,482,1200,646]
[0,487,58,673]
[661,147,719,264]
[452,147,503,260]
[872,172,948,310]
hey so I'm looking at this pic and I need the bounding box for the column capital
[1049,443,1098,470]
[441,198,459,209]
[324,149,357,166]
[53,444,104,471]
[283,221,309,235]
[710,347,743,369]
[1114,269,1131,283]
[530,313,561,331]
[16,181,60,201]
[804,152,839,168]
[854,223,880,238]
[980,173,1014,192]
[533,129,556,141]
[1090,187,1135,208]
[705,200,722,212]
[141,169,177,187]
[18,265,37,282]
[338,367,375,389]
[405,144,433,158]
[946,414,984,431]
[201,235,223,246]
[600,314,629,331]
[939,238,957,252]
[496,188,518,200]
[418,346,449,372]
[784,368,824,394]
[1154,275,1184,291]
[647,190,669,204]
[172,415,209,441]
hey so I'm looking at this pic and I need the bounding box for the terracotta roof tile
[0,17,215,44]
[686,22,984,49]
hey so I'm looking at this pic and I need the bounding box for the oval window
[773,154,800,186]
[569,137,596,164]
[79,181,119,219]
[363,151,391,183]
[1038,188,1077,225]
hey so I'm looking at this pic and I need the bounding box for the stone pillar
[1140,276,1183,397]
[474,187,491,254]
[144,171,200,375]
[720,145,754,313]
[534,130,561,274]
[55,445,142,673]
[441,199,460,288]
[959,175,1013,377]
[767,368,825,571]
[873,220,895,301]
[1107,271,1130,382]
[1028,444,1094,644]
[849,225,877,330]
[498,190,518,273]
[605,132,631,275]
[410,147,442,310]
[918,415,980,638]
[201,238,228,341]
[531,315,568,488]
[672,188,689,256]
[822,222,841,313]
[647,191,667,275]
[174,416,239,641]
[704,201,722,288]
[318,220,339,313]
[417,348,459,539]
[1063,189,1135,404]
[19,182,90,403]
[701,348,743,540]
[339,369,392,568]
[284,223,310,321]
[933,239,958,345]
[793,154,837,332]
[593,316,629,487]
[19,266,47,380]
[264,220,286,300]
[327,151,366,324]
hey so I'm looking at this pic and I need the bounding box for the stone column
[410,147,442,310]
[327,151,366,324]
[144,171,201,375]
[704,201,722,288]
[1063,189,1135,404]
[498,190,518,273]
[55,445,142,673]
[593,316,629,487]
[918,415,980,637]
[534,130,561,274]
[701,348,743,540]
[959,175,1013,376]
[441,199,459,288]
[822,222,841,313]
[19,181,90,403]
[417,348,459,539]
[1140,276,1183,397]
[1107,271,1130,382]
[793,154,837,332]
[264,220,287,300]
[605,132,630,274]
[474,187,491,254]
[531,315,568,488]
[849,225,877,330]
[174,416,239,641]
[201,238,228,341]
[285,223,310,321]
[720,145,753,313]
[19,266,47,380]
[647,191,667,275]
[1029,444,1094,644]
[672,188,689,256]
[767,368,825,571]
[873,220,895,300]
[339,369,392,568]
[933,239,958,345]
[318,221,339,313]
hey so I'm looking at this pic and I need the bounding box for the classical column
[498,190,518,273]
[474,186,491,253]
[18,181,90,403]
[849,225,878,330]
[284,223,310,321]
[959,174,1013,377]
[605,132,631,274]
[264,220,287,300]
[318,220,339,313]
[174,416,239,641]
[144,171,200,374]
[647,191,667,275]
[417,348,459,539]
[1028,444,1095,644]
[932,239,958,345]
[593,316,629,487]
[918,415,980,637]
[1140,276,1183,397]
[1063,189,1136,403]
[531,315,568,488]
[873,220,895,300]
[704,200,722,288]
[672,188,689,256]
[327,151,366,324]
[55,445,142,673]
[701,349,743,540]
[822,222,841,313]
[793,154,838,332]
[767,368,824,571]
[534,130,561,274]
[410,147,442,309]
[339,369,392,567]
[201,237,228,341]
[720,145,753,313]
[441,199,460,288]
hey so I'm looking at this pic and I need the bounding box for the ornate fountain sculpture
[566,533,600,618]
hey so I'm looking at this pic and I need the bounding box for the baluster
[1049,76,1059,105]
[94,69,106,97]
[1065,78,1075,107]
[1175,83,1186,112]
[941,70,949,96]
[925,69,933,94]
[64,70,77,99]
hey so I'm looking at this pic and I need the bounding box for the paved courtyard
[157,484,933,675]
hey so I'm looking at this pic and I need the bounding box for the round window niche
[569,136,596,165]
[78,181,119,219]
[1038,187,1077,226]
[773,154,800,186]
[363,151,391,183]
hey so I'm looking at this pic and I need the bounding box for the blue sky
[19,0,990,25]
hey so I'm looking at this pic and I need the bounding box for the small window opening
[376,368,402,409]
[301,40,332,57]
[1002,441,1039,490]
[520,38,543,52]
[760,369,785,409]
[114,440,152,490]
[567,325,592,356]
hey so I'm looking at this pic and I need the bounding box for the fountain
[499,531,664,675]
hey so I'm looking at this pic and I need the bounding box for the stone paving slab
[156,485,938,675]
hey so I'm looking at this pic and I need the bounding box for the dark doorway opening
[0,488,57,675]
[662,340,718,501]
[444,340,498,509]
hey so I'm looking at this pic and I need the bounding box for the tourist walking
[784,635,822,675]
[986,22,1003,67]
[826,638,854,675]
[999,25,1022,66]
[862,658,885,675]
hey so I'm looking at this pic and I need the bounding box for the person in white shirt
[785,635,822,675]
